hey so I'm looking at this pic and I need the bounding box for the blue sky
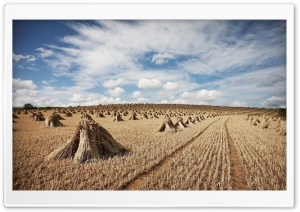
[13,20,286,108]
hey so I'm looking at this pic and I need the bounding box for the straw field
[12,104,286,190]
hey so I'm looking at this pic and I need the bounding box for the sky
[12,20,286,108]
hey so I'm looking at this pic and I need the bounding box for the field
[12,104,286,190]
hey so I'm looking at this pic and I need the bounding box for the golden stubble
[12,106,286,190]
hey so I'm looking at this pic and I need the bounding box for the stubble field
[12,104,286,190]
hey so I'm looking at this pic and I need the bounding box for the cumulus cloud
[151,52,175,64]
[13,78,37,90]
[41,79,56,85]
[232,100,248,107]
[102,78,127,88]
[13,53,36,62]
[173,99,187,104]
[132,91,142,98]
[70,92,122,105]
[36,47,54,58]
[137,97,149,103]
[162,82,180,90]
[13,20,286,107]
[138,78,161,89]
[160,100,168,104]
[107,87,125,97]
[261,96,286,108]
[12,78,69,107]
[181,89,222,102]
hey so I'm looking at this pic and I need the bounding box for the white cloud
[161,100,168,104]
[196,65,285,107]
[232,100,248,107]
[163,89,222,105]
[102,78,127,88]
[151,52,175,64]
[70,93,97,102]
[181,89,222,102]
[137,97,149,103]
[257,75,285,87]
[138,78,161,89]
[13,78,37,90]
[13,53,36,62]
[173,99,187,104]
[162,82,180,90]
[107,87,125,97]
[261,96,286,108]
[36,47,54,58]
[42,21,208,91]
[13,21,285,107]
[15,88,39,98]
[12,78,68,107]
[43,21,284,96]
[41,79,56,85]
[132,91,142,98]
[70,92,122,105]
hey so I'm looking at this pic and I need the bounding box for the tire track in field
[118,117,223,190]
[224,118,247,190]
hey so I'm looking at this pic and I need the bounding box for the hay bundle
[122,111,128,116]
[44,114,64,127]
[29,112,36,118]
[252,118,260,126]
[80,113,93,120]
[194,116,201,122]
[128,112,139,120]
[261,118,270,129]
[246,114,250,120]
[141,113,148,119]
[157,116,177,132]
[174,117,188,129]
[113,113,124,122]
[111,111,117,117]
[96,112,105,118]
[49,112,65,120]
[13,113,19,118]
[46,114,129,163]
[33,112,45,121]
[185,116,195,125]
[64,112,73,117]
[152,113,159,119]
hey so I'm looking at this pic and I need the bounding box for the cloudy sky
[13,20,286,108]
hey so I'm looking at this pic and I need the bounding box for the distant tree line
[23,103,37,109]
[21,103,62,110]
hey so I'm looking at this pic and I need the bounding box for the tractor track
[224,118,248,190]
[118,117,223,190]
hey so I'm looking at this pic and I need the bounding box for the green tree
[23,103,34,109]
